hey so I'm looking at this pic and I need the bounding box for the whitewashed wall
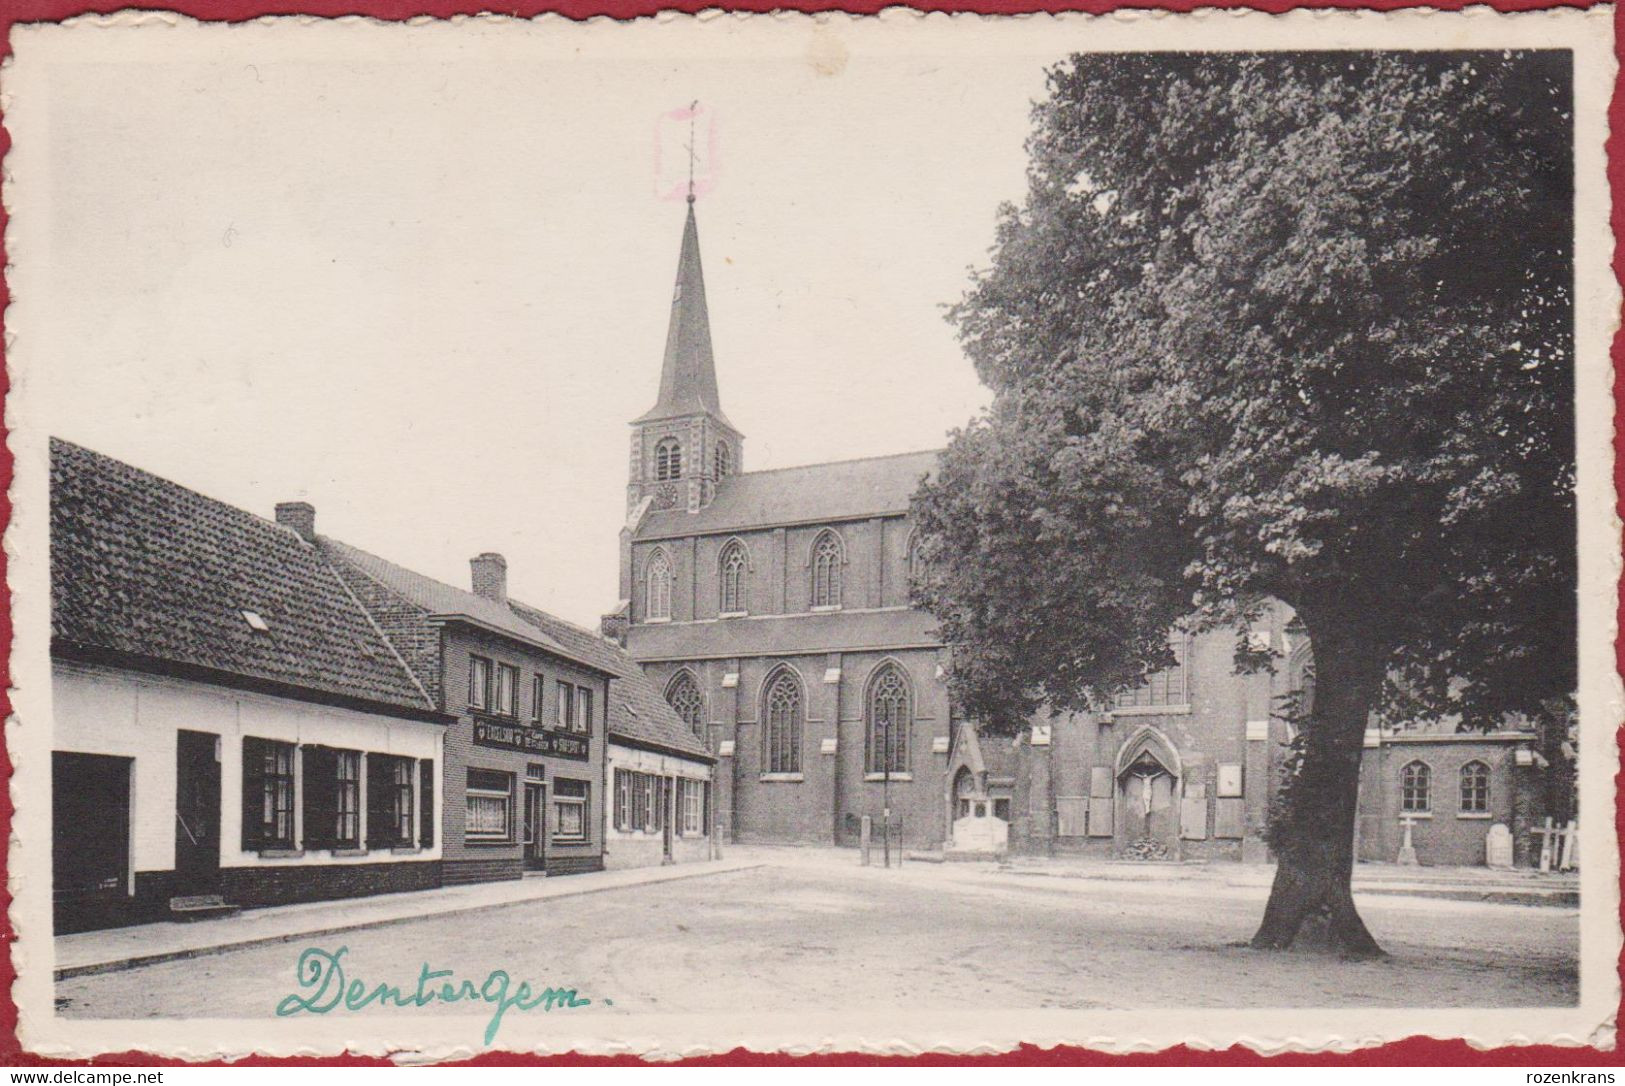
[53,662,445,875]
[603,741,713,870]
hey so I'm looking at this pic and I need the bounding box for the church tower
[627,198,743,517]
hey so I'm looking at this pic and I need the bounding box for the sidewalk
[55,857,762,981]
[990,852,1580,907]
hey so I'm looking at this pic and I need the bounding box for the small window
[714,442,733,479]
[865,663,912,776]
[763,668,804,774]
[645,551,673,621]
[468,656,493,711]
[555,681,575,730]
[242,736,296,850]
[531,675,545,721]
[676,778,709,836]
[367,753,415,848]
[300,745,361,850]
[575,686,594,735]
[614,769,632,832]
[495,663,519,718]
[811,530,844,609]
[241,610,270,633]
[1401,760,1432,814]
[1114,635,1190,709]
[465,768,514,842]
[906,534,931,585]
[719,541,748,614]
[655,437,683,481]
[552,778,589,843]
[1459,760,1490,814]
[666,671,705,738]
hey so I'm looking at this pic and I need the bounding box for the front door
[174,731,221,894]
[523,782,547,871]
[53,751,132,933]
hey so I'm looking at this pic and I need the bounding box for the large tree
[912,52,1574,955]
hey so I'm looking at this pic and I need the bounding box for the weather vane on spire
[656,100,715,204]
[685,99,699,204]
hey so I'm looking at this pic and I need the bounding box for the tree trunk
[1251,616,1386,958]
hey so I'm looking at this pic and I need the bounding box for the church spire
[635,202,732,428]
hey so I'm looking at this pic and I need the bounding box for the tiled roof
[634,449,939,540]
[507,600,711,762]
[49,438,437,717]
[320,537,597,671]
[626,607,942,661]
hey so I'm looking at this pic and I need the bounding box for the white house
[50,439,453,932]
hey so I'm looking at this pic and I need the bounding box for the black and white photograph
[3,7,1617,1060]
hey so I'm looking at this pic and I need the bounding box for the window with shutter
[242,736,295,850]
[366,754,414,848]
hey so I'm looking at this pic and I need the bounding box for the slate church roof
[49,438,441,719]
[635,448,940,540]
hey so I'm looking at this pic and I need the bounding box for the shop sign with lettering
[473,719,589,760]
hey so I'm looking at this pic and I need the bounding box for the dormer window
[656,438,683,481]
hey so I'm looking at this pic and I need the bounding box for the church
[604,198,1573,870]
[602,198,955,850]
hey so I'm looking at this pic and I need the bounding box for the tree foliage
[913,51,1574,731]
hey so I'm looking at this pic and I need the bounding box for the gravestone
[1485,822,1514,869]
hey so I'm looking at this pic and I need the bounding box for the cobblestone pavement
[55,851,1577,1022]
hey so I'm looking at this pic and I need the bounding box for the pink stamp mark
[654,101,720,202]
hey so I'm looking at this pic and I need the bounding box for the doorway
[522,781,547,872]
[174,731,221,895]
[53,751,132,933]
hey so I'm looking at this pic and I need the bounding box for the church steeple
[626,200,743,518]
[635,201,732,429]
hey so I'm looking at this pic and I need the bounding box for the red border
[0,0,1619,1067]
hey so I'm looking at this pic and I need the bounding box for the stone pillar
[813,653,842,845]
[773,528,788,614]
[1028,724,1055,856]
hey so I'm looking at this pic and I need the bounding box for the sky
[15,16,1055,626]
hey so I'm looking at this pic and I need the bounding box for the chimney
[471,552,508,604]
[275,501,316,542]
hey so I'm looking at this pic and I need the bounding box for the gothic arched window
[1459,760,1490,814]
[865,663,912,776]
[1401,760,1432,813]
[665,670,704,738]
[719,540,748,614]
[906,532,930,586]
[762,668,803,775]
[714,442,732,479]
[645,550,672,621]
[810,530,844,609]
[655,438,683,481]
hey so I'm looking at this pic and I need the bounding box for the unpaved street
[56,854,1577,1021]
